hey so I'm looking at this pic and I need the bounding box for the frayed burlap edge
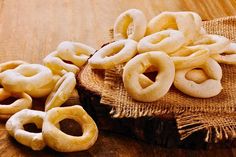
[176,112,236,142]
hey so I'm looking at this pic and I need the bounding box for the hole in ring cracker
[89,39,137,69]
[0,60,27,73]
[137,30,186,54]
[42,105,98,152]
[0,88,32,116]
[5,109,45,150]
[185,69,208,84]
[43,51,79,75]
[123,51,175,102]
[0,64,53,93]
[45,72,76,111]
[57,41,96,67]
[113,9,147,41]
[174,58,223,98]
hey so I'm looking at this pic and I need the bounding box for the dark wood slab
[77,63,236,149]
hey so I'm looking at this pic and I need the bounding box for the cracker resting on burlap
[101,16,236,143]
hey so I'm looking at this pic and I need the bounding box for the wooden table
[1,0,236,156]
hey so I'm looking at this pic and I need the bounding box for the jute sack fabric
[101,16,236,142]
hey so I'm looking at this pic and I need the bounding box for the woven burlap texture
[101,16,236,142]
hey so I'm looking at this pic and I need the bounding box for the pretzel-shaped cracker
[0,88,32,116]
[45,72,76,111]
[192,34,230,54]
[171,46,209,70]
[138,30,186,54]
[6,109,45,150]
[0,60,27,73]
[211,43,236,64]
[89,39,137,69]
[146,11,204,43]
[123,51,175,102]
[0,64,53,94]
[43,51,79,75]
[42,105,98,152]
[174,58,223,98]
[57,41,95,67]
[114,9,147,41]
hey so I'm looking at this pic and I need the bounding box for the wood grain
[1,0,236,156]
[0,0,236,63]
[1,121,236,157]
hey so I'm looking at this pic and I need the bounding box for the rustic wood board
[1,0,236,156]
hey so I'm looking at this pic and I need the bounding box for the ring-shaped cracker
[114,9,147,41]
[174,58,223,98]
[57,41,95,67]
[0,88,32,115]
[146,11,204,43]
[192,34,230,54]
[42,105,98,152]
[123,51,175,102]
[0,60,27,73]
[43,51,79,75]
[26,75,61,98]
[5,109,45,150]
[171,46,209,70]
[45,72,76,111]
[211,43,236,64]
[89,39,137,69]
[0,64,53,93]
[138,30,186,54]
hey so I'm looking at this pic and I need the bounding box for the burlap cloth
[101,16,236,143]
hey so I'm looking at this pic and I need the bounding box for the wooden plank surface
[1,0,236,156]
[1,0,236,63]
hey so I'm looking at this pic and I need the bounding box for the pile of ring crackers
[0,9,236,152]
[89,9,236,102]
